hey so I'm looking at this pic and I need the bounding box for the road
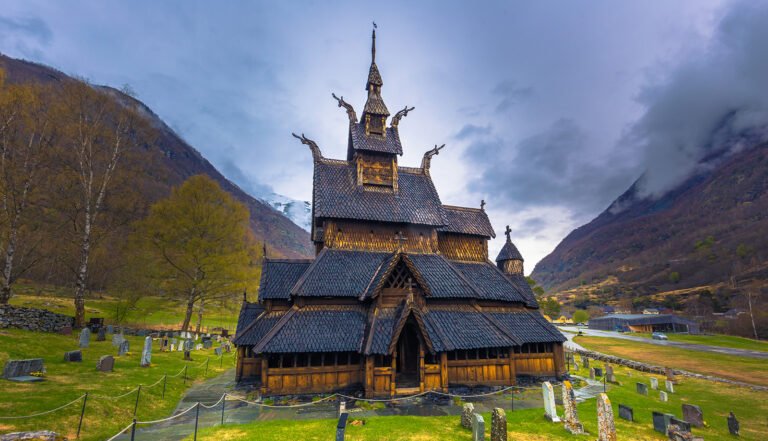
[559,326,768,359]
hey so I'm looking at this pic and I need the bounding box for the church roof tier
[233,309,284,346]
[496,240,523,262]
[349,121,402,155]
[290,249,392,298]
[313,160,446,226]
[438,205,496,238]
[254,305,367,353]
[258,259,313,300]
[422,305,519,351]
[450,261,536,306]
[487,310,568,344]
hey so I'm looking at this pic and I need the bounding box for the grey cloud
[493,80,533,112]
[0,16,52,58]
[454,124,491,140]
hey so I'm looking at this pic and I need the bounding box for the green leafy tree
[669,271,681,284]
[128,175,259,331]
[573,309,590,324]
[540,297,561,318]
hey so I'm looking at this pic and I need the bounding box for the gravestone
[97,355,115,372]
[184,339,194,361]
[106,324,114,334]
[583,357,590,369]
[335,412,348,441]
[170,344,176,352]
[618,404,633,422]
[140,336,152,367]
[650,377,659,390]
[596,393,617,441]
[670,417,691,432]
[636,382,648,395]
[562,380,584,434]
[471,413,485,441]
[727,412,739,436]
[2,358,45,381]
[224,342,232,353]
[118,340,129,356]
[542,381,560,422]
[60,326,73,336]
[665,380,675,393]
[214,347,223,356]
[660,391,668,402]
[652,412,675,434]
[203,340,213,349]
[682,404,703,428]
[112,333,123,347]
[195,344,203,351]
[171,338,178,346]
[491,408,506,441]
[666,367,677,384]
[79,328,91,348]
[461,403,475,429]
[161,337,169,352]
[594,367,603,377]
[606,364,617,383]
[97,327,106,342]
[590,368,596,380]
[64,350,82,362]
[178,341,184,352]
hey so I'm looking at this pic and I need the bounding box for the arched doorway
[396,321,421,387]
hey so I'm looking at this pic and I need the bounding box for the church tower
[496,225,525,275]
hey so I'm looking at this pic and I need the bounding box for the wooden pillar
[508,348,517,385]
[418,345,425,392]
[236,347,245,381]
[365,356,374,398]
[440,352,448,392]
[260,357,269,395]
[390,353,396,397]
[553,343,565,377]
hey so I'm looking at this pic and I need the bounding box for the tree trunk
[0,226,16,304]
[181,291,196,332]
[195,299,205,334]
[748,292,759,340]
[73,215,92,328]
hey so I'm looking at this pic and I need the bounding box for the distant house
[642,308,661,315]
[552,315,574,325]
[601,306,615,314]
[588,314,699,334]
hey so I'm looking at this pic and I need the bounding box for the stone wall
[0,305,74,333]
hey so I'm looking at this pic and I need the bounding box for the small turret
[496,225,524,275]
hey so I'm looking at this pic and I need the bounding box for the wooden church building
[234,30,566,397]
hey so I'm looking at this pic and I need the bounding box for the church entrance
[395,322,420,388]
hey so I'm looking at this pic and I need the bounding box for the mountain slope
[532,137,768,295]
[0,53,313,258]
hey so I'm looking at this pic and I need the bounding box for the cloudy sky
[2,0,766,270]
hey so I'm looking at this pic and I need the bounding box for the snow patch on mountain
[261,193,311,232]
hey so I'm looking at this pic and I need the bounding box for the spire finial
[505,225,512,242]
[481,200,486,211]
[371,22,377,63]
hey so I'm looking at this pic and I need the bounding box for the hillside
[0,53,313,259]
[532,136,768,299]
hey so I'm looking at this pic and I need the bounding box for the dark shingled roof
[259,305,367,353]
[349,121,402,155]
[367,62,383,88]
[234,302,265,336]
[258,259,313,300]
[233,309,285,346]
[438,206,496,238]
[496,240,523,262]
[488,310,566,343]
[367,306,402,355]
[450,261,534,305]
[292,249,391,297]
[423,306,516,351]
[313,160,446,226]
[406,254,476,298]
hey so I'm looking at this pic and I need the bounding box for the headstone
[97,327,106,342]
[660,391,668,402]
[118,340,129,356]
[112,333,123,347]
[178,341,185,352]
[472,413,485,441]
[64,350,82,362]
[2,358,45,379]
[597,393,617,441]
[79,328,91,348]
[650,377,659,390]
[594,367,603,377]
[140,336,152,367]
[338,400,346,417]
[636,382,648,395]
[682,404,703,428]
[618,404,633,422]
[727,412,739,436]
[670,417,691,433]
[606,364,617,383]
[97,355,115,372]
[335,412,348,441]
[60,326,73,336]
[170,344,176,352]
[184,339,194,360]
[171,338,178,346]
[583,357,590,369]
[214,347,223,356]
[203,340,213,349]
[652,412,675,434]
[195,343,203,351]
[666,367,677,384]
[562,380,584,434]
[106,324,114,334]
[542,382,560,422]
[665,380,675,393]
[590,368,596,380]
[461,403,475,429]
[491,408,506,441]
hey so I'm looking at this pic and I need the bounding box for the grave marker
[596,393,617,441]
[472,413,485,441]
[170,344,176,352]
[666,367,677,384]
[461,403,475,429]
[106,325,114,334]
[682,404,704,428]
[64,350,82,362]
[583,357,590,369]
[652,411,675,434]
[636,382,648,395]
[97,355,115,372]
[214,347,223,356]
[3,359,45,380]
[562,380,584,434]
[97,327,107,342]
[79,328,91,348]
[118,340,129,356]
[665,380,674,393]
[60,326,73,336]
[650,377,659,390]
[670,417,690,432]
[594,367,603,377]
[659,391,668,402]
[606,364,617,383]
[727,412,739,436]
[618,404,633,422]
[590,368,596,380]
[140,336,152,367]
[542,382,560,422]
[491,408,506,441]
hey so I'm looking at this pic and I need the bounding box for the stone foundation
[0,305,73,333]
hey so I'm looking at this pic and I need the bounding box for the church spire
[363,24,389,127]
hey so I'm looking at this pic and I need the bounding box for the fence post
[76,392,88,439]
[184,365,188,385]
[193,402,201,441]
[510,387,514,411]
[220,354,223,368]
[130,418,137,441]
[220,393,226,426]
[162,374,167,399]
[133,385,142,417]
[205,357,209,377]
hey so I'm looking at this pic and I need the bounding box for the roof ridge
[267,259,315,264]
[442,204,485,212]
[252,306,298,353]
[289,247,328,296]
[473,304,522,346]
[439,255,485,298]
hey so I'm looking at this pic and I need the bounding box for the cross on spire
[481,199,486,211]
[505,225,512,242]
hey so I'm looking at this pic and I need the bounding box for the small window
[447,351,456,361]
[296,354,308,367]
[375,355,392,367]
[425,352,439,364]
[310,353,323,367]
[268,354,280,368]
[337,353,349,365]
[488,348,498,359]
[350,353,361,365]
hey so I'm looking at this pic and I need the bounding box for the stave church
[234,29,566,397]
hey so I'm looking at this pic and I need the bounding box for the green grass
[189,363,768,440]
[576,335,768,386]
[8,281,242,331]
[632,332,768,352]
[0,328,236,441]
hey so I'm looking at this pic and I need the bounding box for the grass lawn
[575,335,768,386]
[632,332,768,352]
[188,363,768,440]
[0,328,236,441]
[8,281,242,331]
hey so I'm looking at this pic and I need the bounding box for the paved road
[559,326,768,359]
